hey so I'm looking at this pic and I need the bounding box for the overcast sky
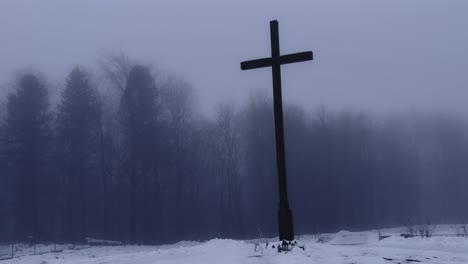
[1,0,468,115]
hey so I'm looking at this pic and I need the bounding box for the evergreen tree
[0,108,14,240]
[120,65,160,244]
[5,73,51,241]
[56,67,101,242]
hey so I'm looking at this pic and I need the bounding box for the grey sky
[1,0,468,115]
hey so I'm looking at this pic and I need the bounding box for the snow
[4,225,468,264]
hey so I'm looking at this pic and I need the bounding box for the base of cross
[263,239,305,253]
[278,207,294,242]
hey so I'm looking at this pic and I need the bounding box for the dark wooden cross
[240,20,313,242]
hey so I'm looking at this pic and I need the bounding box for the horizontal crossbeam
[279,51,313,65]
[240,58,273,70]
[240,51,313,71]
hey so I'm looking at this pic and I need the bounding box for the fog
[1,0,468,245]
[1,0,468,115]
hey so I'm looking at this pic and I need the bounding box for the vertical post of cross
[269,20,294,242]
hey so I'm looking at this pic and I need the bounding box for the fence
[0,238,121,261]
[0,243,13,260]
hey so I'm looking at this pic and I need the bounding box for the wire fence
[0,243,14,261]
[0,242,80,261]
[0,238,122,261]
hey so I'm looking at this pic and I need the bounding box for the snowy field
[4,225,468,264]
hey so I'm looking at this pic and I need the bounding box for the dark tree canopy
[1,60,468,245]
[120,65,161,244]
[5,73,51,241]
[56,67,101,242]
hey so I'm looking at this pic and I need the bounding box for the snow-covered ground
[4,225,468,263]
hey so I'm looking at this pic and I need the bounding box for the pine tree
[120,65,160,244]
[0,106,15,240]
[5,73,51,241]
[56,67,101,242]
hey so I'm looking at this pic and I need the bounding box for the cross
[240,20,313,242]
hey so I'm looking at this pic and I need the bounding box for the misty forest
[1,53,468,245]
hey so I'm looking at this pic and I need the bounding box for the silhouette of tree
[56,67,101,242]
[5,73,51,241]
[120,65,161,244]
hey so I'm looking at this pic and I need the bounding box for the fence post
[11,243,14,258]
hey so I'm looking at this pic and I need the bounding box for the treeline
[1,55,468,244]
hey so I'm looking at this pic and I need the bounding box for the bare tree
[214,102,242,236]
[159,75,199,239]
[99,52,132,92]
[452,222,468,237]
[416,219,436,238]
[160,76,196,152]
